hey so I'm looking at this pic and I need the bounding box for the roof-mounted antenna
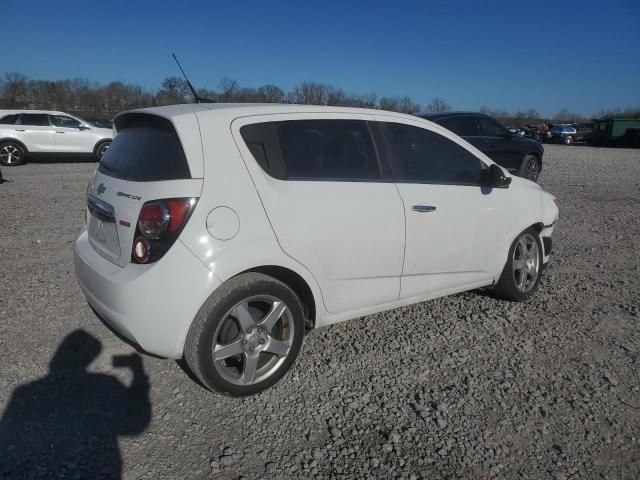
[172,53,215,103]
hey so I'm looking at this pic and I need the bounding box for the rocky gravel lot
[1,145,639,479]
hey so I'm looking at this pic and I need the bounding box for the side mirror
[79,125,90,131]
[483,164,511,188]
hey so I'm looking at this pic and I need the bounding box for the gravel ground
[0,145,639,479]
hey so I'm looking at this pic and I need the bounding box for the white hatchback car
[74,104,559,396]
[0,110,112,166]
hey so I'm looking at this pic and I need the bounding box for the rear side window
[437,116,479,137]
[98,114,190,182]
[240,120,380,180]
[384,122,484,185]
[0,114,19,125]
[19,114,50,126]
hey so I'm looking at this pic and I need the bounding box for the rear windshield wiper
[99,161,116,172]
[98,161,121,177]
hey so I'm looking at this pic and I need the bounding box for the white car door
[50,114,95,153]
[376,116,511,299]
[16,113,56,152]
[232,113,405,314]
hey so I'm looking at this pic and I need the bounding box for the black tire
[494,228,543,302]
[519,154,540,182]
[0,141,25,166]
[94,140,111,160]
[185,272,305,396]
[563,135,574,145]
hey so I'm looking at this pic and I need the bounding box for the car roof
[0,109,67,116]
[114,103,503,170]
[119,103,424,123]
[416,111,487,120]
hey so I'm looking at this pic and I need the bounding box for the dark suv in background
[417,112,544,182]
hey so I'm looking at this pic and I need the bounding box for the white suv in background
[0,110,112,166]
[74,104,559,396]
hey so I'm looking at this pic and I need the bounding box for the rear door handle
[412,205,436,213]
[56,131,65,134]
[15,128,25,132]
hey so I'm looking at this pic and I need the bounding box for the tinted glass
[85,118,113,128]
[477,117,506,136]
[0,114,19,125]
[19,114,50,126]
[437,116,479,136]
[98,116,190,182]
[241,120,380,180]
[51,115,82,128]
[385,122,484,184]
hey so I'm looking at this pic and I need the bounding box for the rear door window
[19,114,50,126]
[98,115,190,181]
[241,119,381,180]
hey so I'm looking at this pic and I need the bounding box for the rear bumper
[74,230,220,358]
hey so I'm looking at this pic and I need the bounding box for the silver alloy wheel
[0,144,21,165]
[564,135,573,145]
[212,295,294,386]
[525,157,539,181]
[512,233,540,293]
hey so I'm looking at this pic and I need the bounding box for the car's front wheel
[519,154,540,182]
[185,273,305,396]
[0,141,25,166]
[494,229,543,302]
[564,135,574,145]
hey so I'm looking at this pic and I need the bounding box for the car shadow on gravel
[0,330,151,480]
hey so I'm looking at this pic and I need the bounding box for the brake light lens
[165,199,191,233]
[131,197,197,264]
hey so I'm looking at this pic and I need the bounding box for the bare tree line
[1,72,638,123]
[0,72,434,116]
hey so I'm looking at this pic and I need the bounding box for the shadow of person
[0,330,151,480]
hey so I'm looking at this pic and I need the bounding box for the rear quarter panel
[178,111,328,323]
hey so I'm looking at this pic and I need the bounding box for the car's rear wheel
[519,154,540,182]
[0,141,25,166]
[564,135,574,145]
[95,141,111,160]
[185,272,305,396]
[494,229,542,302]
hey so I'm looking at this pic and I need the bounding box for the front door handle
[15,128,25,132]
[412,205,436,213]
[56,131,65,134]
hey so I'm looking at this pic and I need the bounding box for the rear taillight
[132,198,197,264]
[165,199,192,233]
[138,202,170,239]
